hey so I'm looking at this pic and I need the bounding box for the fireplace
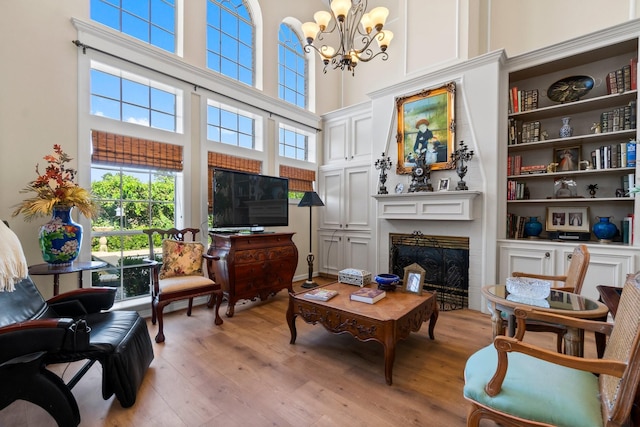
[389,232,469,310]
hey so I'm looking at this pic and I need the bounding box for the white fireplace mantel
[373,191,481,221]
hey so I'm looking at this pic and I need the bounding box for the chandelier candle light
[301,0,393,75]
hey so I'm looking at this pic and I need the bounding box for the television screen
[212,169,289,229]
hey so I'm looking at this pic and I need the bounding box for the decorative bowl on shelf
[506,277,551,300]
[374,274,400,291]
[546,75,595,103]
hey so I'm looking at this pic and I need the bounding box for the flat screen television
[212,169,289,229]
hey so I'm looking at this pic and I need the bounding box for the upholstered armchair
[464,271,640,427]
[143,228,223,343]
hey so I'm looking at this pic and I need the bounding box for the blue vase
[524,216,543,238]
[592,216,618,242]
[39,205,83,265]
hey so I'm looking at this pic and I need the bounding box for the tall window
[90,132,182,302]
[90,61,182,133]
[278,23,307,108]
[90,0,176,53]
[206,0,254,86]
[207,102,256,148]
[279,124,309,161]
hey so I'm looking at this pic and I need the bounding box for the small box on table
[338,268,372,287]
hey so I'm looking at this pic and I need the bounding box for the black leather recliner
[0,276,154,426]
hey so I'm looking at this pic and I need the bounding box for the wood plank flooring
[0,279,598,426]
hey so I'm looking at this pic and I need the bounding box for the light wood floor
[0,279,598,427]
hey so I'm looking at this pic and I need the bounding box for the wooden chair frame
[143,228,223,343]
[510,244,590,352]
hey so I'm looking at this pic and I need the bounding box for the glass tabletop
[484,284,601,312]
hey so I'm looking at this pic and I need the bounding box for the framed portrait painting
[396,82,456,174]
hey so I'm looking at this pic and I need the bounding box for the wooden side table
[28,261,107,296]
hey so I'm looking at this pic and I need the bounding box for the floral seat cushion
[159,239,205,279]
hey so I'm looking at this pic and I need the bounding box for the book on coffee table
[350,287,386,304]
[304,288,338,301]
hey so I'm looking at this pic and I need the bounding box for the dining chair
[464,271,640,427]
[143,228,223,343]
[508,244,590,352]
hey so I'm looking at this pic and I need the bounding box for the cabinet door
[344,233,372,273]
[344,166,371,230]
[351,113,372,163]
[323,120,348,164]
[499,244,556,280]
[319,169,344,229]
[580,250,635,301]
[318,231,343,276]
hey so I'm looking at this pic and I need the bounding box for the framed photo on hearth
[546,206,590,232]
[396,82,456,174]
[403,262,425,295]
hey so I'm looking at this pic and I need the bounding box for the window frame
[89,0,178,54]
[278,23,308,109]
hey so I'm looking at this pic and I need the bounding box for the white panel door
[344,233,372,273]
[323,120,348,164]
[498,244,556,282]
[351,112,372,163]
[580,251,635,301]
[344,166,371,230]
[318,231,343,276]
[319,169,343,229]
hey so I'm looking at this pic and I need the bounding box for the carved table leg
[563,326,584,357]
[428,304,439,339]
[487,302,505,338]
[383,338,395,385]
[286,299,297,345]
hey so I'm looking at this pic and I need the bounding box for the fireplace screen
[389,233,469,310]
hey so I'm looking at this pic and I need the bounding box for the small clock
[395,183,404,194]
[414,167,424,177]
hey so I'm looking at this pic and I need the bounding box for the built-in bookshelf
[504,37,639,243]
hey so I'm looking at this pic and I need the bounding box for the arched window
[206,0,254,86]
[278,23,307,109]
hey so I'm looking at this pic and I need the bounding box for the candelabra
[374,152,392,194]
[450,141,474,191]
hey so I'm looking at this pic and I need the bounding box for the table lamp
[298,191,325,288]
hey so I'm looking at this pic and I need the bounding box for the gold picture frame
[403,262,425,295]
[396,82,456,174]
[554,146,580,172]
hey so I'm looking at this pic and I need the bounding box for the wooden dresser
[207,232,298,317]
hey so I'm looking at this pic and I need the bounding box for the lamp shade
[298,191,325,207]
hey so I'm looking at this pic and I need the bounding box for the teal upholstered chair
[464,272,640,427]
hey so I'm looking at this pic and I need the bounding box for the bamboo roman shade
[279,165,315,192]
[91,131,183,171]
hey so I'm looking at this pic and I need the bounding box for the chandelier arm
[355,50,388,63]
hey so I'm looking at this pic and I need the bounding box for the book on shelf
[622,217,632,244]
[304,288,338,301]
[628,140,637,168]
[631,58,638,90]
[350,287,386,304]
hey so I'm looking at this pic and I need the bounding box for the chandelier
[301,0,393,76]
